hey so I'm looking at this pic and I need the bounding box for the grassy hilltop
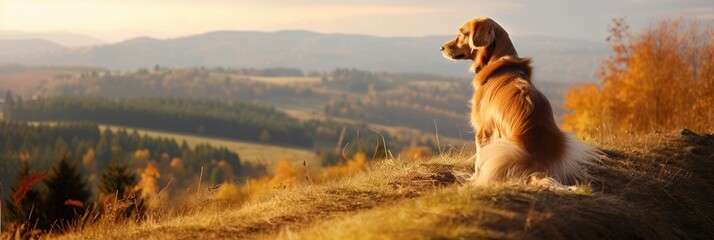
[36,129,714,239]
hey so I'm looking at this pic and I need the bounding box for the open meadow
[98,124,317,168]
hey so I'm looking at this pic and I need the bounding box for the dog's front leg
[470,128,492,181]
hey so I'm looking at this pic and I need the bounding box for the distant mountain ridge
[0,31,105,48]
[0,39,66,56]
[1,30,607,82]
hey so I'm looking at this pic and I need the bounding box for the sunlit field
[98,124,317,168]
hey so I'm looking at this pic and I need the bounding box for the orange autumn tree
[563,17,714,139]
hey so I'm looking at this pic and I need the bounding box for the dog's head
[441,18,517,72]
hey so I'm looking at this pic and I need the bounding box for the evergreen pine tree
[3,90,14,119]
[95,129,112,163]
[42,153,90,230]
[98,154,146,220]
[98,155,136,199]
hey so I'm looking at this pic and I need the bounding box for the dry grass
[54,153,471,239]
[294,130,714,239]
[31,130,714,239]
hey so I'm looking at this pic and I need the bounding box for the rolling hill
[45,130,714,239]
[0,39,65,57]
[2,31,606,82]
[0,31,105,48]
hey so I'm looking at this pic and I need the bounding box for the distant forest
[4,97,312,147]
[2,95,400,164]
[21,66,570,138]
[32,67,324,106]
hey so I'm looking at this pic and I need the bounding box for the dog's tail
[548,134,602,184]
[469,135,601,185]
[470,138,531,185]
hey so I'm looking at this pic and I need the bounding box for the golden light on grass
[33,130,714,239]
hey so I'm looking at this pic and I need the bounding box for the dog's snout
[440,46,445,51]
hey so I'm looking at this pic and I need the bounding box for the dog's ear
[469,18,496,49]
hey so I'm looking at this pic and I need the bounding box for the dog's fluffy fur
[441,17,600,185]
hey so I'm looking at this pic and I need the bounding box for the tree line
[4,96,312,147]
[0,121,243,186]
[215,67,305,77]
[32,67,324,106]
[2,96,411,154]
[563,17,714,138]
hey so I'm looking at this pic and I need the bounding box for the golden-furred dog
[441,17,600,186]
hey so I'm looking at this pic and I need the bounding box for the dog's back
[471,57,599,184]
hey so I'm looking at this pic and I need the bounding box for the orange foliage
[82,148,97,174]
[562,84,606,138]
[19,152,31,163]
[134,149,151,164]
[212,183,244,202]
[160,152,170,161]
[399,146,435,160]
[317,152,368,181]
[210,153,371,204]
[212,159,307,202]
[563,17,714,138]
[169,157,185,175]
[137,162,161,198]
[271,158,303,184]
[63,199,84,208]
[11,171,48,205]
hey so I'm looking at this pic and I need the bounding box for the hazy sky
[0,0,711,43]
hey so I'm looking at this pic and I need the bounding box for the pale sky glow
[1,0,711,43]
